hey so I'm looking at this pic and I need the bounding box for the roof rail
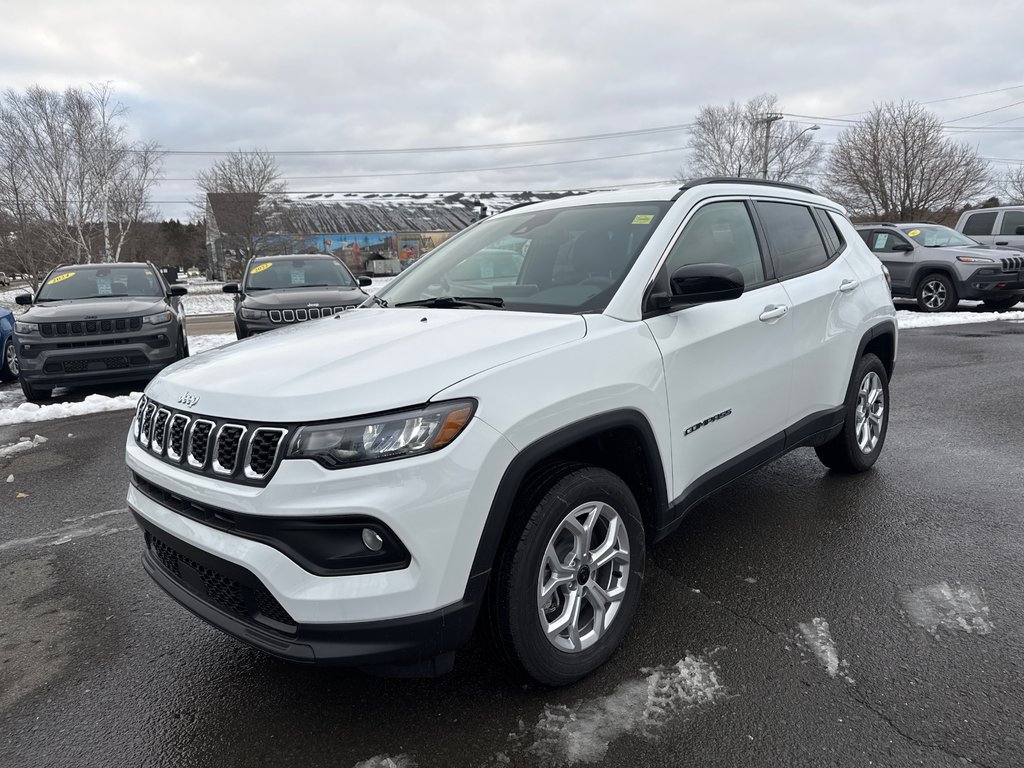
[678,177,819,196]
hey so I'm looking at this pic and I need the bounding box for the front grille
[1000,255,1024,272]
[268,306,352,323]
[133,396,289,485]
[144,529,295,629]
[40,316,142,337]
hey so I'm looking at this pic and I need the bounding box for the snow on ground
[900,582,993,635]
[896,307,1024,329]
[179,277,394,316]
[796,618,854,684]
[0,434,48,460]
[527,655,726,765]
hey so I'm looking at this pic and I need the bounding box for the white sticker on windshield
[291,268,304,285]
[97,275,113,295]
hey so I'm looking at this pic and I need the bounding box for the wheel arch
[859,320,897,380]
[911,264,959,295]
[468,409,669,588]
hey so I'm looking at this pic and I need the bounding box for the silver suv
[855,223,1024,311]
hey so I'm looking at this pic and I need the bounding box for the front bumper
[135,512,485,666]
[126,416,517,663]
[961,269,1024,299]
[17,331,181,387]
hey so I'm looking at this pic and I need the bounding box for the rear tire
[916,273,957,312]
[486,465,646,686]
[982,296,1023,311]
[815,353,889,473]
[20,379,52,402]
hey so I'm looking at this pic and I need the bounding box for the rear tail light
[881,264,892,290]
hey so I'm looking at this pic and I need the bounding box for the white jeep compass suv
[126,178,897,685]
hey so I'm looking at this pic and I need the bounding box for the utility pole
[760,113,784,179]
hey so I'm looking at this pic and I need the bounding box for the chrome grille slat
[244,428,289,480]
[187,419,216,468]
[269,310,282,323]
[140,403,158,448]
[296,309,308,321]
[151,409,171,455]
[212,424,247,475]
[166,414,191,462]
[1000,255,1024,272]
[282,309,295,322]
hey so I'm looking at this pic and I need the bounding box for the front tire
[1,338,18,382]
[815,353,889,473]
[20,379,52,403]
[916,273,957,312]
[487,465,646,686]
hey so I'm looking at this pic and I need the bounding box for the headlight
[957,255,995,263]
[14,321,38,334]
[239,307,267,320]
[286,399,476,468]
[144,311,173,325]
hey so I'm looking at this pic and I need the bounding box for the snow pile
[0,434,48,460]
[0,393,142,427]
[182,293,234,316]
[797,618,854,683]
[352,756,416,768]
[897,308,1024,329]
[189,333,236,355]
[901,582,993,635]
[527,655,726,764]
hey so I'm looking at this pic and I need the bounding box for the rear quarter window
[962,211,997,236]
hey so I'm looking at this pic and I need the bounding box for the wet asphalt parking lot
[1,321,1023,768]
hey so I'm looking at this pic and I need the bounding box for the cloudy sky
[3,0,1022,219]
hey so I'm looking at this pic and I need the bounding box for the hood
[935,244,1024,259]
[146,308,587,422]
[21,296,167,321]
[241,287,366,309]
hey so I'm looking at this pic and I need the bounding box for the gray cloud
[2,0,1021,219]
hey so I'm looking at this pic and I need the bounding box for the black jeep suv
[13,262,188,401]
[224,254,371,339]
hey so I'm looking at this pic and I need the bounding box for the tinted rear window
[962,211,997,236]
[757,202,829,278]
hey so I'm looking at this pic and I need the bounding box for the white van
[955,206,1024,250]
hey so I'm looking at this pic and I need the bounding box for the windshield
[899,225,977,248]
[244,258,357,290]
[35,266,164,301]
[377,202,671,314]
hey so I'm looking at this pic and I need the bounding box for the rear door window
[998,210,1024,236]
[755,201,829,278]
[962,211,997,236]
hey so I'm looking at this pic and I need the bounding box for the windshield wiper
[394,296,505,309]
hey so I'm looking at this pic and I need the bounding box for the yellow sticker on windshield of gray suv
[632,214,654,225]
[47,272,75,285]
[250,263,272,274]
[907,229,921,237]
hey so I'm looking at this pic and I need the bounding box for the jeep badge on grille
[177,392,200,408]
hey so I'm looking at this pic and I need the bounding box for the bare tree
[684,94,824,183]
[196,149,286,276]
[824,101,989,221]
[1000,165,1024,204]
[0,84,163,266]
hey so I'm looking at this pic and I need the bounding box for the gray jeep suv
[13,262,189,401]
[224,253,371,339]
[855,223,1024,312]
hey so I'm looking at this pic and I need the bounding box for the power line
[943,99,1024,124]
[821,83,1024,118]
[155,145,689,181]
[146,123,694,157]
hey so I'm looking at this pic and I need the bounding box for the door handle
[996,241,1009,246]
[839,279,860,293]
[759,304,788,322]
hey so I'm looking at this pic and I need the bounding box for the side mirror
[222,282,240,293]
[1015,226,1024,236]
[358,276,372,287]
[652,263,744,309]
[891,242,913,252]
[15,293,32,306]
[168,285,188,296]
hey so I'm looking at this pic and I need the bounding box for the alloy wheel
[4,340,17,377]
[537,500,630,653]
[921,280,947,310]
[854,371,885,454]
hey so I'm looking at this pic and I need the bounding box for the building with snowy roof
[205,190,580,280]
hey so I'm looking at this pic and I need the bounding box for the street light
[762,121,820,179]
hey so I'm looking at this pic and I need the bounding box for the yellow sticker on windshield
[907,229,921,237]
[632,214,654,225]
[250,263,272,274]
[47,272,75,285]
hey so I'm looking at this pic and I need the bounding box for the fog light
[361,528,383,552]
